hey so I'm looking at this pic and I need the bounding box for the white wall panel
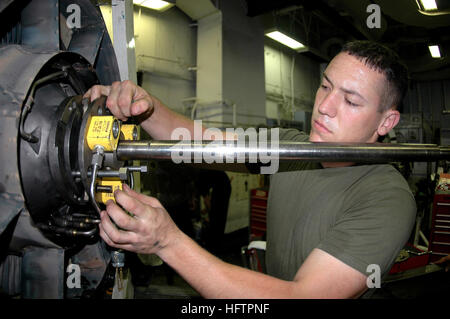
[264,45,320,124]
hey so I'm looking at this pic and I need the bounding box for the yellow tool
[94,178,123,204]
[86,116,121,151]
[120,124,138,141]
[86,116,138,206]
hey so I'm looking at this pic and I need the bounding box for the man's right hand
[84,79,202,141]
[83,80,154,122]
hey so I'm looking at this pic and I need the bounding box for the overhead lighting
[265,31,305,51]
[418,0,438,11]
[429,45,441,58]
[133,0,174,12]
[128,37,136,49]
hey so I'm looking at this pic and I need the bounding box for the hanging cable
[20,71,66,143]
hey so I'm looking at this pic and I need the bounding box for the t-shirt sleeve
[317,173,416,278]
[277,128,309,141]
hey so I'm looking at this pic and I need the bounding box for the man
[85,41,416,298]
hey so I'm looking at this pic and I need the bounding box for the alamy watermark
[366,4,381,29]
[170,120,280,175]
[366,264,381,288]
[66,263,81,289]
[65,3,382,34]
[66,4,81,29]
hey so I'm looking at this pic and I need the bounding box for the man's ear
[377,109,400,136]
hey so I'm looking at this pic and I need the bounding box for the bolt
[82,98,89,113]
[118,167,129,181]
[112,119,120,139]
[111,250,125,268]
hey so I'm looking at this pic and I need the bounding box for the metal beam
[111,0,137,83]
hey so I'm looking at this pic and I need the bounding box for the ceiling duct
[176,0,219,20]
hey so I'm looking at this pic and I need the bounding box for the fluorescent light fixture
[419,0,437,10]
[133,0,174,12]
[265,31,305,51]
[429,45,441,58]
[128,38,136,49]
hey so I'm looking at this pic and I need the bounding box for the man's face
[309,52,390,143]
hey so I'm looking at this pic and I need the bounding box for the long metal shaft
[116,140,450,163]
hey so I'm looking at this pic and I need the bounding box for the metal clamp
[89,145,105,215]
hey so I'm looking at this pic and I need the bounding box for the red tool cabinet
[429,192,450,262]
[249,188,268,241]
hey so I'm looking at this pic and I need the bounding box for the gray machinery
[1,0,450,299]
[0,0,122,298]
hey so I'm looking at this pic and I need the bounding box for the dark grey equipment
[0,0,120,298]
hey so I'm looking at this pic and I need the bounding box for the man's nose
[318,91,338,118]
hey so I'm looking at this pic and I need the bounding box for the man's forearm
[141,97,204,140]
[157,232,299,299]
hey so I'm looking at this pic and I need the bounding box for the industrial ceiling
[244,0,450,81]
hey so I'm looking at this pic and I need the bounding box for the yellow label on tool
[95,178,123,204]
[86,116,120,151]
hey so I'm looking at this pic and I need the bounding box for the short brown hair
[340,41,408,112]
